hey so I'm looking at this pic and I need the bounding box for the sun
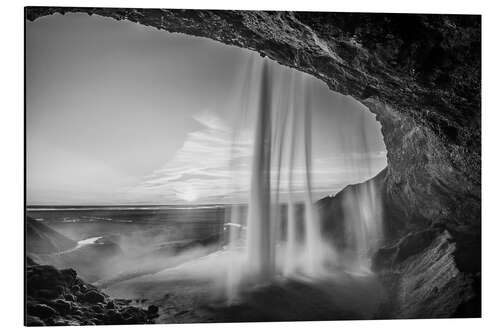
[176,184,199,202]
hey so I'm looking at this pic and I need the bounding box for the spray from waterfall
[223,55,383,301]
[224,57,334,288]
[337,112,384,273]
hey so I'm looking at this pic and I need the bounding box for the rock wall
[317,167,407,247]
[372,228,480,318]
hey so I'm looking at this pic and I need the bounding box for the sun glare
[177,184,199,202]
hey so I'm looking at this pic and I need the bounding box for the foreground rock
[372,227,480,318]
[25,258,159,326]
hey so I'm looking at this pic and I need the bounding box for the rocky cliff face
[317,168,480,318]
[26,7,481,318]
[372,228,480,318]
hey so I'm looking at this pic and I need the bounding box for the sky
[26,13,387,205]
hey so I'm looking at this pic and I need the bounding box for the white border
[2,0,499,332]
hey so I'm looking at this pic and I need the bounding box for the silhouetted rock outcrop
[318,168,408,247]
[26,217,76,254]
[25,258,158,326]
[26,217,125,283]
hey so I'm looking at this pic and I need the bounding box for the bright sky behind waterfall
[26,13,387,205]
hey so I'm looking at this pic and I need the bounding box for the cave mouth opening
[27,12,389,314]
[26,12,387,206]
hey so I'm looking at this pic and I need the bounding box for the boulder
[121,306,148,324]
[103,309,124,325]
[147,305,159,314]
[26,315,45,326]
[91,304,104,313]
[147,305,159,318]
[27,303,57,319]
[105,301,115,309]
[53,299,72,315]
[36,288,62,300]
[26,260,154,326]
[79,290,106,304]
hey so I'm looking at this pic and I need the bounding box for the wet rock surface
[318,167,407,246]
[319,171,480,318]
[372,228,480,318]
[25,258,159,326]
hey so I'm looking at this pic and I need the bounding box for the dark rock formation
[25,8,481,318]
[318,168,480,317]
[25,258,157,326]
[372,228,480,318]
[79,290,106,304]
[147,305,160,318]
[26,216,77,254]
[318,167,408,247]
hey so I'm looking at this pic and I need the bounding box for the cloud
[126,110,253,203]
[125,110,387,204]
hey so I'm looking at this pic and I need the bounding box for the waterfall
[224,55,383,299]
[283,71,298,277]
[338,112,384,273]
[301,77,326,277]
[240,58,333,283]
[245,60,274,283]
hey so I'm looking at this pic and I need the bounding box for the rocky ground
[25,257,160,326]
[103,262,388,323]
